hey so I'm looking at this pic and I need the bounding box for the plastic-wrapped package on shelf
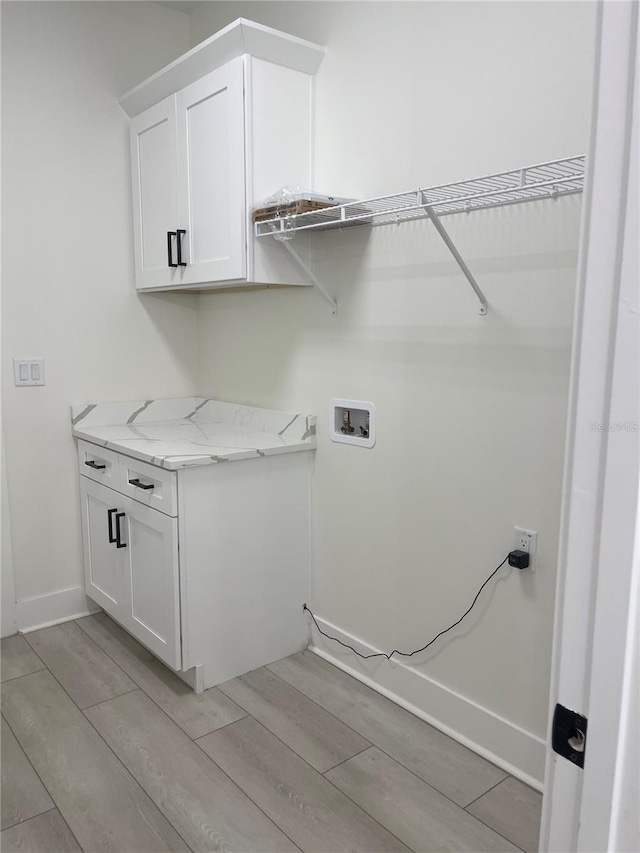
[252,187,357,240]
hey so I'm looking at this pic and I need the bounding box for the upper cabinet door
[130,96,181,290]
[176,58,246,285]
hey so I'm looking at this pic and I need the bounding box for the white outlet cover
[514,526,538,571]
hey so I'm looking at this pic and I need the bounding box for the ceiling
[154,1,203,14]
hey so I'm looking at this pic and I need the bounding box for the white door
[541,3,639,850]
[79,478,128,622]
[130,95,181,290]
[117,494,181,671]
[175,57,246,285]
[1,430,17,637]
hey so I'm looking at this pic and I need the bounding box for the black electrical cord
[303,554,510,662]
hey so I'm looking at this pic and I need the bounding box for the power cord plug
[508,550,530,569]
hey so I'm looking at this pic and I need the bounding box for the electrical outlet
[514,527,538,571]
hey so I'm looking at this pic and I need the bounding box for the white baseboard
[15,587,100,634]
[308,614,546,791]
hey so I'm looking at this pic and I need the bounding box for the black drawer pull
[167,231,177,268]
[129,478,154,490]
[176,229,187,266]
[107,508,118,543]
[85,460,106,470]
[115,512,126,548]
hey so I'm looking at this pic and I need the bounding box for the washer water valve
[360,412,370,438]
[330,399,376,448]
[341,410,355,434]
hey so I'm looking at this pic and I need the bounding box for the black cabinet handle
[167,231,177,267]
[129,478,154,490]
[115,512,126,548]
[176,229,187,266]
[85,460,106,470]
[107,508,118,543]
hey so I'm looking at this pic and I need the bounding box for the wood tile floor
[1,615,542,852]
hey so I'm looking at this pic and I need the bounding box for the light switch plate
[13,358,45,387]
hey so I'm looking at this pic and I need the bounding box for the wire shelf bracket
[281,239,338,315]
[255,155,586,316]
[424,204,488,315]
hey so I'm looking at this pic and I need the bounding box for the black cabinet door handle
[107,508,118,543]
[167,231,177,267]
[115,512,127,548]
[129,478,154,490]
[176,229,187,266]
[85,460,106,470]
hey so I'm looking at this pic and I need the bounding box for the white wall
[1,2,196,630]
[190,1,596,783]
[0,0,597,786]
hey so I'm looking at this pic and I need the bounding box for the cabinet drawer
[119,456,177,517]
[77,440,119,489]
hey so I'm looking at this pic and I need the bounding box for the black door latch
[552,703,588,769]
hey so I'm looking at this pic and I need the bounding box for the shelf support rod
[281,239,338,315]
[424,205,488,316]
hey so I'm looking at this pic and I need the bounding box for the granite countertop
[71,398,317,470]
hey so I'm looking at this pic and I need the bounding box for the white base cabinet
[77,441,311,690]
[80,478,181,669]
[177,454,311,686]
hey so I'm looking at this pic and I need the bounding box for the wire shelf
[254,155,585,238]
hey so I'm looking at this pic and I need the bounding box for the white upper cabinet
[130,97,180,290]
[176,60,246,285]
[120,19,325,293]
